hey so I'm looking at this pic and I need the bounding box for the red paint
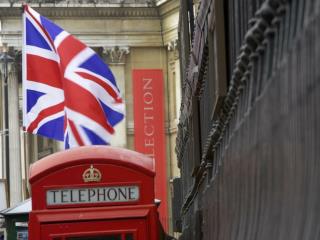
[28,146,160,240]
[132,69,168,230]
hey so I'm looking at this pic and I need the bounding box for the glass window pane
[66,234,121,240]
[125,233,134,240]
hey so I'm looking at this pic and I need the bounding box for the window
[66,233,134,240]
[67,235,120,240]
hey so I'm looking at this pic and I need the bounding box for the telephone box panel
[41,218,147,240]
[28,146,159,240]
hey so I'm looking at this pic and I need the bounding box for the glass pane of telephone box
[66,234,121,240]
[65,233,134,240]
[125,233,134,240]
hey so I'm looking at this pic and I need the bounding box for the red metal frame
[30,205,159,240]
[28,146,160,240]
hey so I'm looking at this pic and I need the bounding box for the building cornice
[0,0,157,8]
[0,6,159,19]
[158,0,179,18]
[155,0,167,6]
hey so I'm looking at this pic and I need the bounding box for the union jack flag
[22,5,125,148]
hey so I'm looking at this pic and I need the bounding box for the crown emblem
[82,165,102,183]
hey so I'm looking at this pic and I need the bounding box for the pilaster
[0,70,4,180]
[167,39,179,122]
[103,46,130,148]
[7,60,22,206]
[166,39,180,180]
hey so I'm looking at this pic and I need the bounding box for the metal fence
[176,0,320,239]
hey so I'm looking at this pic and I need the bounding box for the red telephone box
[28,146,159,240]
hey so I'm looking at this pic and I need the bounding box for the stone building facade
[0,0,180,233]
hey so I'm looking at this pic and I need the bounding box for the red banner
[132,69,168,229]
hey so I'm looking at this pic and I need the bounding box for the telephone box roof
[0,198,31,216]
[29,146,155,184]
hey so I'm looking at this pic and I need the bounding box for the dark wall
[176,0,320,239]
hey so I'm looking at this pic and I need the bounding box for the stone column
[167,39,180,178]
[167,39,180,235]
[23,133,38,197]
[7,58,22,206]
[103,46,130,148]
[0,68,4,180]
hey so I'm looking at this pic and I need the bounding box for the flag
[22,5,125,148]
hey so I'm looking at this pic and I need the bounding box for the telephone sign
[46,185,140,205]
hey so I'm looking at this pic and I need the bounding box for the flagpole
[22,3,27,129]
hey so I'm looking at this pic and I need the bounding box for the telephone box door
[41,218,148,240]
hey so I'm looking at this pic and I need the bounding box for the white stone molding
[1,0,157,8]
[156,0,168,6]
[167,39,179,62]
[167,39,178,51]
[103,46,130,65]
[0,6,159,18]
